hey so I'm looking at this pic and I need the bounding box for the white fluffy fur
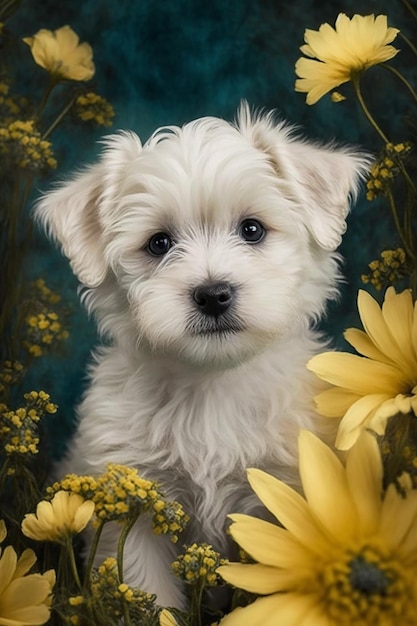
[35,104,369,608]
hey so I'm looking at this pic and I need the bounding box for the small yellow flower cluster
[0,360,24,396]
[23,278,69,357]
[0,119,56,171]
[152,498,190,543]
[171,542,228,587]
[33,278,62,304]
[0,390,57,458]
[24,311,69,357]
[366,142,412,201]
[0,82,27,121]
[74,92,115,127]
[48,465,189,542]
[89,557,157,623]
[90,463,161,522]
[361,247,407,290]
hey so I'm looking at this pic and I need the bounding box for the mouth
[187,316,245,337]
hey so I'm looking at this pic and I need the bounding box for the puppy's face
[36,106,369,368]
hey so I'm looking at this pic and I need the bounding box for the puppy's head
[36,104,369,368]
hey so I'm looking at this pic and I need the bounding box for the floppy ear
[237,103,370,250]
[35,132,142,287]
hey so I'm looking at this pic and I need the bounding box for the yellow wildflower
[0,119,56,171]
[90,557,157,621]
[74,92,115,127]
[218,430,417,625]
[307,287,417,450]
[361,248,407,289]
[23,25,95,81]
[0,520,55,625]
[295,14,399,105]
[172,543,228,586]
[21,490,95,543]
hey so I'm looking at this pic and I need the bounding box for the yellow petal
[217,562,301,594]
[13,549,37,579]
[228,514,312,568]
[298,430,358,540]
[358,289,407,368]
[307,351,402,395]
[335,393,391,449]
[382,288,417,371]
[218,593,321,626]
[159,609,179,626]
[345,432,382,535]
[0,546,17,595]
[344,328,392,363]
[73,500,95,532]
[379,484,417,550]
[0,575,51,617]
[313,387,361,417]
[0,520,6,543]
[247,469,331,554]
[51,490,70,526]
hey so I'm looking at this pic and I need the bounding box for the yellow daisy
[21,490,95,544]
[0,520,55,626]
[307,287,417,450]
[217,430,417,625]
[295,13,399,104]
[23,25,95,82]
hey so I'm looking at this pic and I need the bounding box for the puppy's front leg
[93,515,186,609]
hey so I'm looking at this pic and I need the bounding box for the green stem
[34,78,58,120]
[399,32,417,57]
[351,73,390,143]
[65,537,83,590]
[383,64,417,106]
[83,519,105,591]
[116,517,138,626]
[386,187,415,259]
[400,0,417,22]
[190,583,204,626]
[42,95,77,140]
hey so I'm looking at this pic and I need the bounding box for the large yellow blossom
[307,287,417,450]
[21,490,95,543]
[0,520,55,626]
[23,25,95,82]
[217,431,417,625]
[295,13,399,104]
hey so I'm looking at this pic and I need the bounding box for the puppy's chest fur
[68,335,321,544]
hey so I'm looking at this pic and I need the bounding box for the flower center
[349,555,389,595]
[320,546,414,624]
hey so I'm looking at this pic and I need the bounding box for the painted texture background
[6,0,416,459]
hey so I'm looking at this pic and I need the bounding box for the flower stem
[116,517,138,626]
[65,537,83,590]
[400,0,417,23]
[83,520,105,592]
[42,95,77,140]
[351,73,390,143]
[386,187,415,260]
[382,64,417,106]
[34,78,58,120]
[399,32,417,57]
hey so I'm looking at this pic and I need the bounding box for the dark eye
[239,219,266,244]
[146,232,172,256]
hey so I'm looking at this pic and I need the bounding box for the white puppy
[36,104,368,608]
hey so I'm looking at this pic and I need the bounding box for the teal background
[6,0,416,460]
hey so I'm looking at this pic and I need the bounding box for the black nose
[192,282,234,317]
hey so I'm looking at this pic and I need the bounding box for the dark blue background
[8,0,415,459]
